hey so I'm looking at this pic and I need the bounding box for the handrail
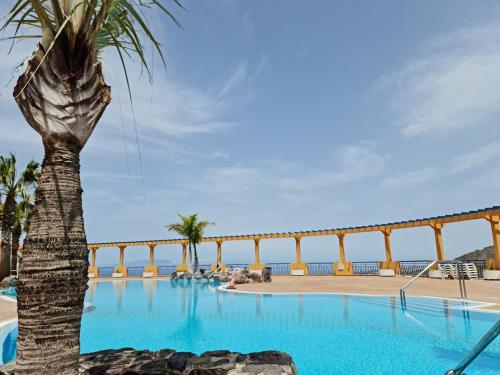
[440,260,468,299]
[400,261,437,309]
[207,264,225,279]
[445,320,500,375]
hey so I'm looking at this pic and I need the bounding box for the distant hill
[455,245,493,261]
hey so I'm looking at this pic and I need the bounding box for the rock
[0,349,297,374]
[193,272,202,279]
[0,276,16,289]
[248,273,263,283]
[233,273,247,284]
[262,267,272,283]
[167,351,196,372]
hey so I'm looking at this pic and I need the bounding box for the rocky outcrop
[1,348,297,374]
[171,268,272,284]
[0,276,16,289]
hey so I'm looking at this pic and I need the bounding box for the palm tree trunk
[194,243,199,272]
[13,45,110,374]
[10,222,21,273]
[0,192,15,280]
[188,243,193,268]
[15,149,89,373]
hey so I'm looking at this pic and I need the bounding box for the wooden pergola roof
[88,206,500,249]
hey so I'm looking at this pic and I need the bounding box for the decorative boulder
[0,276,16,289]
[233,272,247,284]
[262,267,272,282]
[249,273,263,283]
[0,348,298,374]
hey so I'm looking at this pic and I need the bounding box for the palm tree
[3,1,182,371]
[11,191,35,273]
[0,154,39,280]
[167,214,214,272]
[192,218,214,272]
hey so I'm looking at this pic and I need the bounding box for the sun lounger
[462,263,478,280]
[438,264,458,279]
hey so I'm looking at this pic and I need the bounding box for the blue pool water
[1,280,499,374]
[0,288,16,298]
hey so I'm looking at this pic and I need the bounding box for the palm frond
[2,0,184,81]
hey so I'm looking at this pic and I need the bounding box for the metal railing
[445,320,500,375]
[91,259,489,278]
[307,262,333,275]
[158,266,177,276]
[127,267,144,277]
[267,263,290,275]
[352,261,379,275]
[98,267,114,277]
[400,261,437,309]
[400,260,433,276]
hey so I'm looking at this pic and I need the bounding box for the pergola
[87,206,500,278]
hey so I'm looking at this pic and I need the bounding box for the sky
[1,0,499,267]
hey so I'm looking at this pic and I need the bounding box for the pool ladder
[400,261,468,310]
[444,320,500,375]
[399,261,437,309]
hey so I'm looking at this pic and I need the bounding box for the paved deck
[0,297,17,323]
[236,276,500,311]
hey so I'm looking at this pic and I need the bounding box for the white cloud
[188,141,388,203]
[450,142,500,174]
[381,168,436,190]
[279,141,388,191]
[381,23,500,137]
[219,62,248,99]
[104,77,235,139]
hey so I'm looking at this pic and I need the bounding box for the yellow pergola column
[114,245,128,277]
[295,235,301,263]
[211,239,226,272]
[119,246,125,267]
[333,233,353,275]
[379,228,399,275]
[176,241,190,272]
[430,223,445,261]
[249,237,266,272]
[144,244,158,277]
[88,247,99,277]
[486,215,500,270]
[255,238,261,264]
[383,229,392,262]
[290,235,308,275]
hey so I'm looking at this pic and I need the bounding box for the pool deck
[236,276,500,311]
[0,296,17,323]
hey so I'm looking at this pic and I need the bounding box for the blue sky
[1,0,499,267]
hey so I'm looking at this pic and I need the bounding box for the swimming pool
[1,280,499,374]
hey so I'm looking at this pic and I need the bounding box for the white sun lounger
[438,264,458,279]
[462,263,478,280]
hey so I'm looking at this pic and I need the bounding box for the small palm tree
[3,1,183,371]
[167,214,214,272]
[11,191,35,273]
[0,154,39,280]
